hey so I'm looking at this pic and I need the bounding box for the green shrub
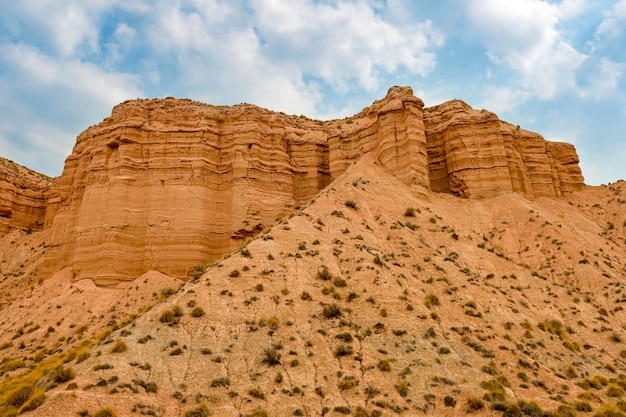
[110,339,127,353]
[191,307,205,317]
[19,389,45,413]
[466,397,484,412]
[574,401,592,412]
[608,384,625,398]
[335,332,353,342]
[94,407,118,417]
[184,403,211,417]
[261,347,281,366]
[345,200,357,210]
[334,345,354,357]
[424,294,440,308]
[338,376,357,390]
[322,303,342,319]
[160,287,176,298]
[395,379,409,397]
[317,266,332,281]
[517,400,545,416]
[377,360,391,372]
[248,388,265,399]
[210,377,230,387]
[53,366,75,382]
[333,277,347,288]
[159,309,176,323]
[7,385,34,407]
[554,404,577,417]
[189,264,206,281]
[444,396,456,407]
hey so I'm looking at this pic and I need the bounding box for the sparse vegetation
[395,379,409,397]
[334,345,354,357]
[261,347,281,366]
[317,265,332,281]
[53,366,75,382]
[110,339,127,353]
[159,309,177,323]
[377,359,391,372]
[189,264,206,281]
[322,303,342,319]
[184,403,211,417]
[93,407,118,417]
[191,306,205,317]
[2,131,625,417]
[248,388,265,399]
[210,377,230,387]
[465,397,485,412]
[345,200,357,210]
[424,294,440,308]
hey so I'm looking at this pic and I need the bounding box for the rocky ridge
[12,86,580,285]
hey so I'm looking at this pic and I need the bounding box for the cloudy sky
[1,0,625,184]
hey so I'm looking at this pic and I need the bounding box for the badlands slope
[0,87,624,417]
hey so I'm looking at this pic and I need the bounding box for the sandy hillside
[1,155,624,417]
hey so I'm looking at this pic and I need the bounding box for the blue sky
[1,0,625,185]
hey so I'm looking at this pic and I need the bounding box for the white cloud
[0,41,143,175]
[138,0,445,113]
[478,86,532,114]
[0,43,142,105]
[595,0,626,40]
[583,57,625,100]
[465,0,587,99]
[2,0,447,174]
[7,0,117,57]
[248,0,443,92]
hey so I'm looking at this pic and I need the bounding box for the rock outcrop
[424,100,584,198]
[1,86,583,284]
[0,158,52,236]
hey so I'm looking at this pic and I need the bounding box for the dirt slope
[2,155,623,417]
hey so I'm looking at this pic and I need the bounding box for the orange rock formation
[0,158,52,236]
[1,87,584,284]
[424,100,584,198]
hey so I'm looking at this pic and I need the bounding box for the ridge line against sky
[1,0,625,184]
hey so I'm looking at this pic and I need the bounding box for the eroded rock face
[423,100,584,198]
[33,86,584,283]
[0,158,52,236]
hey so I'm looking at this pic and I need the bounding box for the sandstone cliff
[424,100,584,198]
[2,86,583,284]
[0,157,52,236]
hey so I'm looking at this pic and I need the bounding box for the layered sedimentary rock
[0,158,52,236]
[33,86,584,284]
[423,100,584,198]
[42,87,428,284]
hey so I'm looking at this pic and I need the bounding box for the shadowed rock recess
[2,87,583,285]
